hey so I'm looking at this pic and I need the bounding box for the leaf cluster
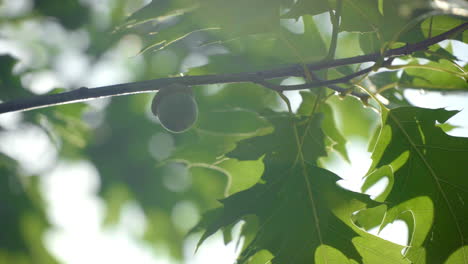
[0,0,467,263]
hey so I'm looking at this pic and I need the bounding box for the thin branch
[0,22,466,114]
[253,66,372,100]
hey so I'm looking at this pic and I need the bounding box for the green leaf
[298,91,349,161]
[327,95,377,138]
[102,184,133,226]
[446,246,468,264]
[353,204,387,231]
[227,111,326,167]
[186,158,265,197]
[399,60,468,91]
[34,0,90,29]
[358,0,430,50]
[159,109,269,197]
[315,245,359,264]
[35,103,90,158]
[369,71,399,90]
[167,112,271,165]
[196,109,271,136]
[340,0,381,33]
[245,250,274,264]
[352,235,410,264]
[413,44,459,63]
[285,0,383,33]
[195,111,409,263]
[379,196,434,258]
[197,163,411,264]
[217,158,264,195]
[127,0,283,53]
[282,0,329,18]
[366,107,468,263]
[378,0,384,15]
[359,32,382,54]
[421,16,468,42]
[0,55,33,100]
[378,0,425,42]
[361,165,395,202]
[116,0,198,31]
[276,15,327,62]
[368,71,410,107]
[0,154,58,263]
[197,0,281,36]
[187,14,327,70]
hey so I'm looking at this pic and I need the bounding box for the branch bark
[0,22,466,114]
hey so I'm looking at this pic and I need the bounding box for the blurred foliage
[32,0,90,30]
[0,154,57,264]
[0,0,467,264]
[0,56,33,100]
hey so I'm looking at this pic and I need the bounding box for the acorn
[151,84,198,133]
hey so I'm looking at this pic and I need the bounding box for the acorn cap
[151,83,193,116]
[151,83,198,133]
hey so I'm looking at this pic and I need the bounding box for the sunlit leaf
[421,16,468,42]
[399,60,468,91]
[298,91,349,161]
[365,107,468,263]
[195,111,409,263]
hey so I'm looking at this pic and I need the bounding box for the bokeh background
[0,0,467,263]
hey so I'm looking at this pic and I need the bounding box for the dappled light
[0,0,467,264]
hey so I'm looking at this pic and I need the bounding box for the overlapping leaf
[284,0,381,32]
[399,59,468,91]
[154,14,326,70]
[368,45,467,98]
[119,0,284,53]
[365,107,468,263]
[298,91,349,161]
[193,111,410,264]
[421,16,468,42]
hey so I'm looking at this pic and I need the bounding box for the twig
[253,66,372,100]
[0,22,466,114]
[255,57,393,98]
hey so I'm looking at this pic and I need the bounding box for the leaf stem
[325,0,342,61]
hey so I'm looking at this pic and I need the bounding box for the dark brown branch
[0,22,466,114]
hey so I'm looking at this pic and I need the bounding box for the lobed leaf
[195,110,410,263]
[365,107,468,263]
